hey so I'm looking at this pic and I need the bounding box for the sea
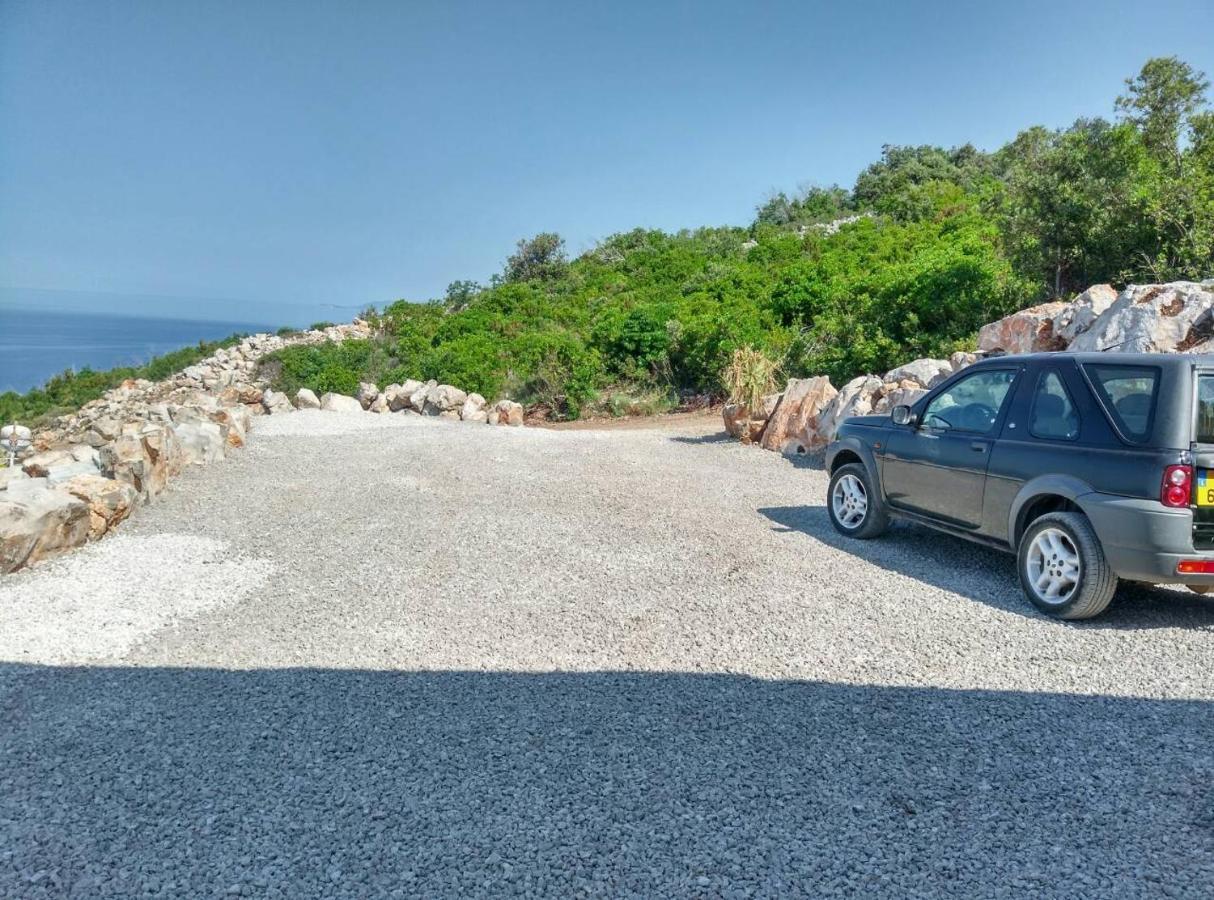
[0,308,277,395]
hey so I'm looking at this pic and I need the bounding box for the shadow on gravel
[2,665,1211,897]
[759,504,1214,630]
[668,431,733,445]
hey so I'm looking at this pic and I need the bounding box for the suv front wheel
[827,463,890,539]
[1017,511,1118,619]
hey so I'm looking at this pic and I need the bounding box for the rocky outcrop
[978,301,1070,354]
[722,404,765,442]
[21,445,100,483]
[882,359,952,389]
[1068,281,1214,353]
[174,421,227,465]
[62,474,138,539]
[734,280,1214,458]
[1,316,533,576]
[759,377,838,452]
[815,375,883,445]
[100,424,183,502]
[1051,284,1117,344]
[0,479,91,573]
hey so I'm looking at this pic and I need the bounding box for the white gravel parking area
[2,410,1213,897]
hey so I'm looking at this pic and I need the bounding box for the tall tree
[1116,56,1210,171]
[503,233,568,283]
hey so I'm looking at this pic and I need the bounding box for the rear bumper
[1080,492,1214,584]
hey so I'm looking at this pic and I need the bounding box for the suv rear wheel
[1017,511,1118,619]
[827,463,890,539]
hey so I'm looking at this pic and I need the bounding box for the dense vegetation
[0,334,248,425]
[269,58,1213,418]
[4,58,1212,425]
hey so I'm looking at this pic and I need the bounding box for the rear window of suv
[1197,376,1214,443]
[1083,364,1159,441]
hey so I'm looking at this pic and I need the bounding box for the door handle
[971,441,987,452]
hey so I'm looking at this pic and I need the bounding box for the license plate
[1198,470,1214,506]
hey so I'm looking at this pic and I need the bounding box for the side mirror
[891,405,916,427]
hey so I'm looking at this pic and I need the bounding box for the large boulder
[949,351,980,372]
[422,384,468,417]
[356,382,380,409]
[978,301,1069,353]
[295,388,321,410]
[1052,284,1118,344]
[261,390,295,415]
[100,424,182,502]
[173,421,227,465]
[21,445,100,483]
[488,400,525,426]
[61,473,139,539]
[139,423,184,489]
[876,385,928,413]
[460,393,488,423]
[816,375,884,445]
[409,380,437,412]
[759,376,838,452]
[382,380,424,412]
[722,403,764,442]
[85,416,123,446]
[319,393,364,413]
[882,358,952,389]
[1068,282,1214,353]
[0,478,91,573]
[211,404,252,448]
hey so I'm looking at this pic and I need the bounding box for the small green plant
[598,389,677,418]
[310,321,336,331]
[722,347,779,417]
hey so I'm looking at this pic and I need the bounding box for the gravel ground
[2,410,1213,897]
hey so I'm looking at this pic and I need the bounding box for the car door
[882,367,1020,528]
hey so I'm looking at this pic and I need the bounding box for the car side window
[921,369,1017,435]
[1082,364,1159,442]
[1029,370,1080,441]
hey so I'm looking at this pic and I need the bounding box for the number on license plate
[1198,470,1214,506]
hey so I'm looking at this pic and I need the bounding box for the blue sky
[1,0,1212,325]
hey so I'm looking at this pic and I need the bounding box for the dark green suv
[825,353,1214,619]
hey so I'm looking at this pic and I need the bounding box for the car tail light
[1161,465,1193,508]
[1177,559,1214,574]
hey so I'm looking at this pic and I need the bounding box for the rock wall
[0,319,526,574]
[735,279,1214,457]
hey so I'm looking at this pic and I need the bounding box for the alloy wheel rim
[1025,527,1081,604]
[832,474,868,529]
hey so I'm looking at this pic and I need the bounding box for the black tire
[1016,511,1118,620]
[827,462,890,539]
